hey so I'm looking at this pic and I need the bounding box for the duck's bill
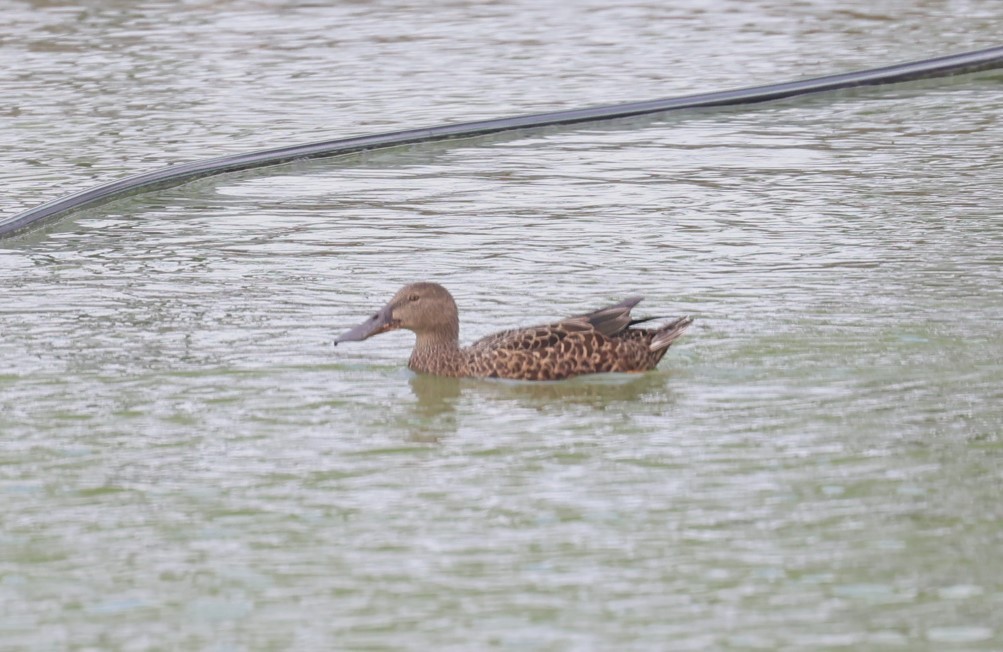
[334,305,398,344]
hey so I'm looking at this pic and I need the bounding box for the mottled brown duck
[334,282,693,381]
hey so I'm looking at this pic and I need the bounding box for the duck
[334,282,692,381]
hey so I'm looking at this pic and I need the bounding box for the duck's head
[334,282,459,344]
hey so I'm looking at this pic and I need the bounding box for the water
[3,1,1003,649]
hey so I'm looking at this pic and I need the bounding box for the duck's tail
[649,316,694,353]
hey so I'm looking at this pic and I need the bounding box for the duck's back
[463,309,688,381]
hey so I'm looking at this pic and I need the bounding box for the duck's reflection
[405,374,462,442]
[472,372,673,407]
[404,371,676,441]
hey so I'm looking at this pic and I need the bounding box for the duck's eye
[408,294,420,302]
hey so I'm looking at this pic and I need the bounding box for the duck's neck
[409,330,465,376]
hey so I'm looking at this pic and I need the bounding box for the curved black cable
[3,45,1002,239]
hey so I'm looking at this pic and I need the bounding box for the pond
[2,1,1002,649]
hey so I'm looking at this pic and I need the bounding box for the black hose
[3,45,1002,239]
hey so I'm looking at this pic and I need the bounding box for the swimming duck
[334,282,692,381]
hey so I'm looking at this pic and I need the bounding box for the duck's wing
[471,296,643,349]
[570,297,643,337]
[469,320,595,352]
